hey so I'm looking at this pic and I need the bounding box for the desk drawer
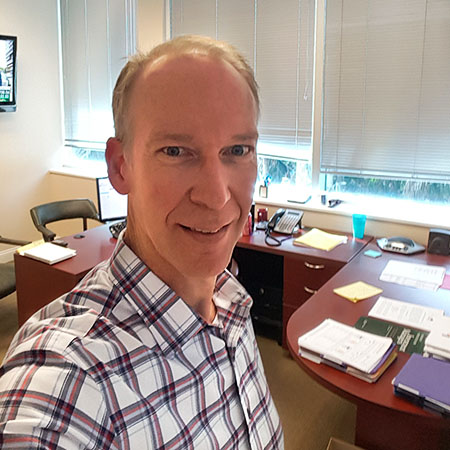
[283,255,343,308]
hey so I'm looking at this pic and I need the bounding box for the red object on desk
[286,244,450,450]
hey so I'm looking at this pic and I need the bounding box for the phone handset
[267,208,286,231]
[268,208,304,234]
[266,208,304,246]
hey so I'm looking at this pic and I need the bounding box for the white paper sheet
[368,296,444,332]
[379,260,446,291]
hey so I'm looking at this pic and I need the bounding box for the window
[170,0,316,197]
[60,0,136,167]
[62,0,450,209]
[321,0,450,204]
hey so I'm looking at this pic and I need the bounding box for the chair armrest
[0,236,30,246]
[35,225,56,242]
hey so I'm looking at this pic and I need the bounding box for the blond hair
[112,35,259,144]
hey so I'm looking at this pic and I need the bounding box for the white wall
[0,0,167,247]
[0,0,63,242]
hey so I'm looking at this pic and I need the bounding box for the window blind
[60,0,136,147]
[170,0,315,158]
[321,0,450,181]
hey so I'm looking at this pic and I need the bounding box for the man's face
[118,54,258,280]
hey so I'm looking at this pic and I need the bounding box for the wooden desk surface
[14,225,370,328]
[42,225,117,276]
[286,243,450,448]
[238,228,371,263]
[14,225,116,325]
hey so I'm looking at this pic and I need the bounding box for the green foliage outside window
[327,176,450,205]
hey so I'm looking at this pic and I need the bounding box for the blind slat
[321,0,450,180]
[61,0,136,145]
[171,0,315,151]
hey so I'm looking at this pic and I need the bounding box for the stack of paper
[368,296,444,332]
[379,260,446,291]
[293,228,348,251]
[298,318,397,383]
[21,242,77,265]
[424,316,450,361]
[392,353,450,417]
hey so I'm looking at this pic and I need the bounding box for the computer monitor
[96,176,127,222]
[0,35,17,112]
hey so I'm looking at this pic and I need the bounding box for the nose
[189,157,232,210]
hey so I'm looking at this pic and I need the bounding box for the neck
[124,230,218,324]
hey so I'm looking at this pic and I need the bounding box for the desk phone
[268,209,303,234]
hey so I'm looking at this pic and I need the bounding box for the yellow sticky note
[333,281,383,303]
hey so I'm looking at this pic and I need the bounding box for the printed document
[379,260,446,291]
[368,296,444,332]
[298,318,393,373]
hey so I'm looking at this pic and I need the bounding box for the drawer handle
[304,286,318,295]
[304,261,325,270]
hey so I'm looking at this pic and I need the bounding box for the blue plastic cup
[352,214,366,239]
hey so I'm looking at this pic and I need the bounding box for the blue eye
[230,145,249,156]
[164,146,182,156]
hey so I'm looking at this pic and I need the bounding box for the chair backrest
[30,199,100,242]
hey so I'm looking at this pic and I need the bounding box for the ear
[105,137,131,195]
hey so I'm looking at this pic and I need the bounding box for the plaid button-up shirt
[0,236,283,449]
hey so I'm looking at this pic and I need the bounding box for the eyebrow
[148,133,194,144]
[147,131,259,145]
[232,132,259,141]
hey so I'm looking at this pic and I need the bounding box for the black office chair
[0,235,30,300]
[30,199,101,242]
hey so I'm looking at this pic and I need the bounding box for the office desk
[286,243,450,450]
[14,225,116,325]
[235,229,371,346]
[15,226,371,338]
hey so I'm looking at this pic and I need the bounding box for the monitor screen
[0,35,17,112]
[96,176,127,222]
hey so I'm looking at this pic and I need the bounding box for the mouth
[180,222,231,237]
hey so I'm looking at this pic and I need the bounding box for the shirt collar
[109,236,253,356]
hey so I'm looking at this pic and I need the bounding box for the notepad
[16,239,45,255]
[293,228,348,251]
[333,281,383,303]
[22,242,77,265]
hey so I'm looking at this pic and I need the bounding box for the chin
[178,252,231,278]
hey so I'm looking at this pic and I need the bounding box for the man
[0,35,283,449]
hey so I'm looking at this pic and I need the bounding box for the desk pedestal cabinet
[234,230,370,348]
[14,226,117,326]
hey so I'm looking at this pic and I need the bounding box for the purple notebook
[392,353,450,412]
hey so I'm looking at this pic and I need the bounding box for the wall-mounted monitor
[96,176,127,222]
[0,35,17,112]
